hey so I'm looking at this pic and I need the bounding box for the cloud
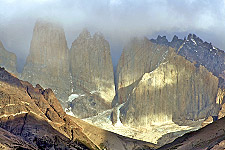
[0,0,224,70]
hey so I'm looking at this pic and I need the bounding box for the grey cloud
[0,0,224,71]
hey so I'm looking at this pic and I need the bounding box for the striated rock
[69,29,115,117]
[0,40,17,74]
[21,19,70,103]
[120,49,219,127]
[115,37,170,105]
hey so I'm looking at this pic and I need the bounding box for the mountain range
[0,19,225,149]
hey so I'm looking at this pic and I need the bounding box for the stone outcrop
[68,29,115,118]
[21,20,70,103]
[120,49,219,127]
[0,40,17,73]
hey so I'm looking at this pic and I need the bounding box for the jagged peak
[171,35,179,42]
[78,28,91,38]
[93,32,105,39]
[151,33,222,52]
[150,35,169,46]
[157,35,168,41]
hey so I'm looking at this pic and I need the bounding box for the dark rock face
[0,127,36,149]
[0,41,17,74]
[21,20,71,103]
[69,93,110,118]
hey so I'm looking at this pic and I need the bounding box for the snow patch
[68,94,79,102]
[114,103,125,127]
[67,94,86,102]
[65,107,75,117]
[90,90,97,94]
[191,38,197,45]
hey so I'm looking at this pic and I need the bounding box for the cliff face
[68,29,115,118]
[0,41,17,73]
[115,37,169,105]
[120,49,219,127]
[109,36,222,145]
[22,20,70,103]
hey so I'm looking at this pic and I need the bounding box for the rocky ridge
[151,34,225,84]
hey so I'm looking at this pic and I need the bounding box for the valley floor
[82,107,204,146]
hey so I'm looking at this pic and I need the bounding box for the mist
[0,0,225,72]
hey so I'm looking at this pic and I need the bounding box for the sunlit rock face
[21,20,70,103]
[108,36,222,145]
[0,41,17,74]
[114,37,170,105]
[120,49,219,127]
[69,29,115,117]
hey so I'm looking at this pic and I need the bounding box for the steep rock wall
[21,20,70,103]
[70,29,115,104]
[115,37,169,105]
[120,49,219,127]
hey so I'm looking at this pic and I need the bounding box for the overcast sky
[0,0,225,71]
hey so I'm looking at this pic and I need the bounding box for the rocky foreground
[0,67,155,150]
